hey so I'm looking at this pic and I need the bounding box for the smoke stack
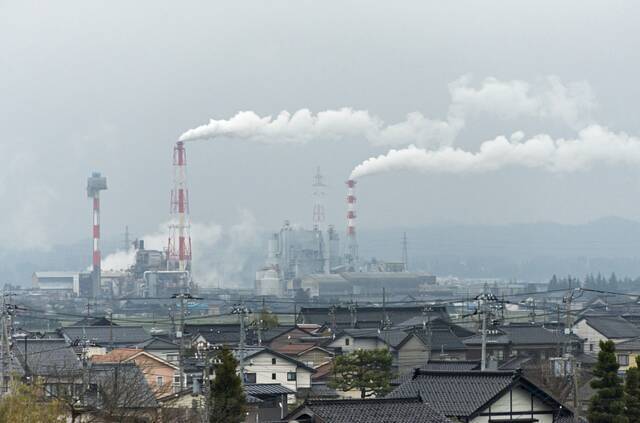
[345,179,358,270]
[87,172,107,298]
[168,141,192,273]
[312,167,326,231]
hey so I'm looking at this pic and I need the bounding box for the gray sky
[2,0,640,250]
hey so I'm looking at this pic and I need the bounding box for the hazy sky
[2,1,640,250]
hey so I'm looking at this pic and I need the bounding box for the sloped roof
[134,337,179,351]
[15,339,81,376]
[88,362,158,409]
[417,328,468,351]
[614,336,640,351]
[240,347,317,373]
[244,383,295,396]
[500,323,577,345]
[387,370,517,417]
[61,325,148,346]
[387,369,567,419]
[90,348,178,369]
[291,396,452,423]
[339,328,412,349]
[423,360,481,371]
[577,315,640,339]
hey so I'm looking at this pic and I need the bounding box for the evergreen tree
[589,340,628,423]
[625,357,640,423]
[209,347,246,423]
[329,348,393,398]
[609,273,619,291]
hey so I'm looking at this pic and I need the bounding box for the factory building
[255,221,344,297]
[300,272,436,299]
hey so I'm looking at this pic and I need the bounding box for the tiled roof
[88,362,158,408]
[62,325,148,346]
[387,370,516,417]
[240,347,317,373]
[244,383,295,396]
[418,328,468,351]
[312,361,333,381]
[340,328,411,349]
[615,336,640,351]
[500,323,577,345]
[134,337,179,350]
[423,360,481,371]
[300,305,448,329]
[388,369,568,419]
[295,397,452,423]
[15,339,81,376]
[578,315,640,339]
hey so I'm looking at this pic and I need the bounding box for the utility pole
[476,292,496,372]
[231,304,250,384]
[402,232,409,272]
[564,288,581,419]
[382,288,392,346]
[422,306,433,362]
[172,292,202,391]
[348,302,358,329]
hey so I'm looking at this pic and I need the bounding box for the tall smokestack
[312,167,326,231]
[168,141,192,273]
[87,172,107,298]
[345,179,358,270]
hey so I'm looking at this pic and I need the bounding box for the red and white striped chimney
[168,141,192,272]
[346,179,358,269]
[87,172,107,297]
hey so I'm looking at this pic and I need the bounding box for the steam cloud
[101,210,261,288]
[179,76,593,148]
[350,126,640,179]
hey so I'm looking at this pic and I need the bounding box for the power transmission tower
[402,232,408,272]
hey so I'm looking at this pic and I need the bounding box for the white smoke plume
[179,76,593,148]
[350,125,640,179]
[101,211,261,288]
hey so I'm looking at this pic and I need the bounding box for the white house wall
[471,386,555,423]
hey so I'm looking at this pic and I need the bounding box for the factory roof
[33,271,79,278]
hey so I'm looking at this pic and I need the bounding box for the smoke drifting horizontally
[179,76,594,149]
[350,126,640,179]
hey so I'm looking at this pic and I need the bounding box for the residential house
[388,369,574,423]
[612,336,640,373]
[91,348,180,397]
[286,396,452,423]
[60,325,149,354]
[464,323,582,364]
[158,383,295,423]
[85,362,159,422]
[239,347,316,399]
[14,339,82,399]
[134,337,180,364]
[572,314,640,354]
[298,305,448,329]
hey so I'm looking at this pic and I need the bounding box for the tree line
[547,272,640,292]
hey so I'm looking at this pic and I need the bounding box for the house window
[245,373,256,383]
[345,338,350,346]
[618,354,630,366]
[590,343,594,352]
[272,358,277,365]
[287,372,297,381]
[156,376,164,385]
[173,375,181,385]
[271,373,277,380]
